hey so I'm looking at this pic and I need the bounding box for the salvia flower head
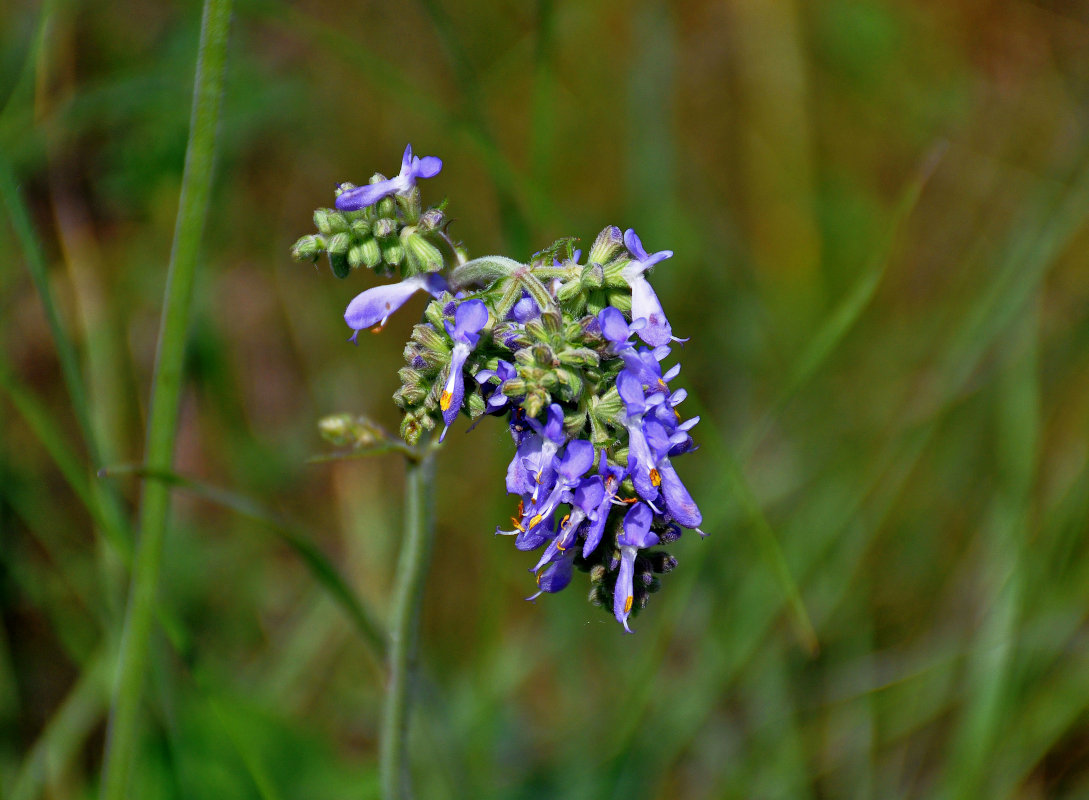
[293,145,706,632]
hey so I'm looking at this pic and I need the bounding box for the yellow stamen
[371,322,386,334]
[529,514,543,529]
[439,389,453,410]
[510,517,525,532]
[557,542,566,552]
[650,468,661,487]
[621,497,638,504]
[560,514,570,529]
[624,596,633,613]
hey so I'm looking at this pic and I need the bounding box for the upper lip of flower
[335,144,443,211]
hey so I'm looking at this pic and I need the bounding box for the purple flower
[335,144,443,211]
[622,228,679,347]
[643,418,702,529]
[345,273,447,341]
[520,439,596,544]
[617,369,660,504]
[530,471,604,573]
[583,454,627,558]
[475,359,518,414]
[438,299,489,441]
[525,404,568,498]
[614,502,660,632]
[528,548,576,600]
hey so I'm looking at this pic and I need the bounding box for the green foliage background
[3,0,1089,797]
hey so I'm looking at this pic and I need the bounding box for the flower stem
[100,0,232,796]
[381,445,437,799]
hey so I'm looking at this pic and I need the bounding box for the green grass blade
[101,0,234,796]
[99,464,387,662]
[743,142,946,456]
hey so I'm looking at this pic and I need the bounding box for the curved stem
[100,0,233,796]
[381,446,437,799]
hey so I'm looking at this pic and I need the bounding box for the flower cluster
[293,145,704,631]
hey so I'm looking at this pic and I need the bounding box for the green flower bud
[588,585,605,607]
[373,217,398,238]
[467,392,485,418]
[359,237,382,269]
[400,413,424,445]
[403,231,444,273]
[588,225,624,264]
[348,243,369,269]
[540,309,563,335]
[318,413,385,448]
[581,262,605,289]
[313,208,338,235]
[376,195,396,218]
[523,389,549,419]
[532,343,556,367]
[501,377,527,397]
[590,564,607,584]
[382,240,405,267]
[291,234,324,263]
[326,232,350,255]
[558,347,599,368]
[606,289,632,314]
[411,323,449,354]
[418,207,445,231]
[350,218,372,237]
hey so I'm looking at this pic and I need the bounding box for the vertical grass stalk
[381,447,437,800]
[100,0,232,796]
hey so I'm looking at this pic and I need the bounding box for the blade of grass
[8,647,111,800]
[99,464,386,662]
[939,300,1039,798]
[741,142,947,457]
[101,0,233,795]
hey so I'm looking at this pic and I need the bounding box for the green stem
[380,446,437,800]
[100,0,232,797]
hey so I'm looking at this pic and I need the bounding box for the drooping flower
[335,144,443,211]
[438,299,489,440]
[614,502,660,632]
[344,273,447,342]
[622,228,678,347]
[643,418,703,530]
[583,453,627,558]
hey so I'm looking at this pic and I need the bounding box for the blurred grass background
[3,0,1089,797]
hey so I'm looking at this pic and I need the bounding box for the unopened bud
[313,208,341,235]
[558,347,599,368]
[404,232,444,273]
[588,225,624,264]
[326,232,350,255]
[291,234,323,262]
[467,392,485,417]
[418,207,446,231]
[532,344,555,367]
[381,240,405,267]
[373,217,398,238]
[501,377,527,397]
[359,237,382,269]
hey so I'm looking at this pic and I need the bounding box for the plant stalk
[380,446,437,799]
[100,0,232,796]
